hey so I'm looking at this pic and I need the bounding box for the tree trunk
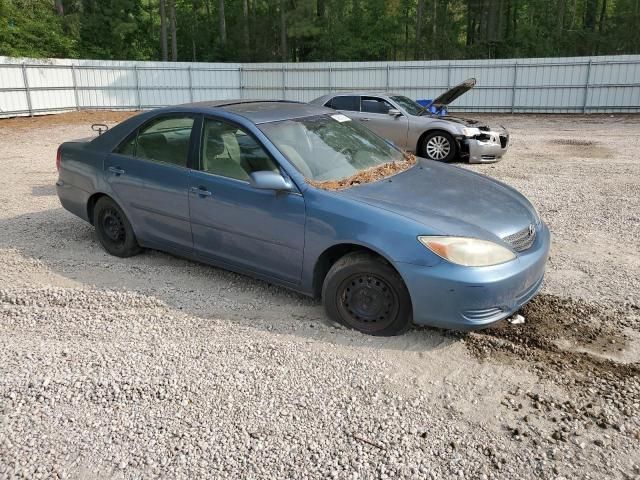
[584,0,597,31]
[192,0,198,61]
[169,0,178,61]
[160,0,168,61]
[556,0,565,35]
[242,0,250,56]
[218,0,227,46]
[280,0,287,62]
[404,0,409,60]
[54,0,64,15]
[598,0,607,32]
[466,0,477,46]
[415,0,425,59]
[432,0,437,42]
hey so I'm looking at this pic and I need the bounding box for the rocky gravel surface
[1,112,639,479]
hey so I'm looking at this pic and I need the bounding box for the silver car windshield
[390,96,425,116]
[259,115,405,182]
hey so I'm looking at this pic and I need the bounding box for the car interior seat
[271,123,314,179]
[137,133,168,162]
[203,123,250,181]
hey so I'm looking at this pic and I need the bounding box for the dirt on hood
[307,154,418,191]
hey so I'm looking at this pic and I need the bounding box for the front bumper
[462,128,509,164]
[395,222,550,331]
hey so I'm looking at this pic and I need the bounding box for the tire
[93,196,141,258]
[322,252,413,336]
[420,131,457,162]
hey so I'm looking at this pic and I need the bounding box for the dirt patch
[0,110,137,129]
[550,139,596,146]
[548,138,612,158]
[465,294,640,434]
[308,154,418,191]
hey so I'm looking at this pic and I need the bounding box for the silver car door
[359,96,409,150]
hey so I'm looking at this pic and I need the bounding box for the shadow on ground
[0,207,457,352]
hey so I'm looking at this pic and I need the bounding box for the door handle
[190,186,212,197]
[359,118,370,122]
[108,166,125,175]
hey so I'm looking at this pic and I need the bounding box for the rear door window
[328,96,360,112]
[115,116,195,168]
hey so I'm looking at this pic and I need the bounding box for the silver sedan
[311,79,509,163]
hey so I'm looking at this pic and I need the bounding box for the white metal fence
[1,54,639,118]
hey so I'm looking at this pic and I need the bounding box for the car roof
[315,92,403,98]
[180,100,333,124]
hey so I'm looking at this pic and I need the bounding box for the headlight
[462,127,481,137]
[418,236,516,267]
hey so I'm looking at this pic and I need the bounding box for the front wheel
[421,131,457,162]
[94,196,141,258]
[322,252,413,336]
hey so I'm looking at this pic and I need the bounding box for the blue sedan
[56,100,550,336]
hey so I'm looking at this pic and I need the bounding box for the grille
[503,224,536,252]
[499,134,509,148]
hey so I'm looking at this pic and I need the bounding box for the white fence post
[511,61,518,113]
[281,64,286,99]
[21,64,33,117]
[134,65,141,110]
[71,65,80,111]
[188,66,194,102]
[386,64,390,90]
[583,59,592,114]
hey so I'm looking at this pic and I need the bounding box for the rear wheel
[94,197,141,257]
[421,131,456,162]
[322,252,412,336]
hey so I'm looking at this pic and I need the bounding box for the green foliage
[78,0,154,60]
[0,0,638,62]
[0,0,77,57]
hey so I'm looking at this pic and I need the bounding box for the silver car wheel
[426,135,451,160]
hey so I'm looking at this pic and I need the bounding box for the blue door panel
[105,153,192,251]
[188,170,305,283]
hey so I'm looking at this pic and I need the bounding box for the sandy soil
[0,111,639,479]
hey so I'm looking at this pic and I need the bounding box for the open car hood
[430,78,476,109]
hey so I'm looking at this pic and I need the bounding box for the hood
[339,159,537,241]
[436,115,486,127]
[430,78,476,109]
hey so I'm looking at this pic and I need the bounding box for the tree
[159,0,168,61]
[168,0,177,60]
[242,0,249,57]
[415,0,424,58]
[1,0,638,63]
[218,0,226,46]
[280,0,287,61]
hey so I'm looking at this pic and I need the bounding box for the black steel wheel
[94,196,141,257]
[322,252,412,336]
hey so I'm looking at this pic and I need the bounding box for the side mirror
[388,108,402,117]
[249,171,293,191]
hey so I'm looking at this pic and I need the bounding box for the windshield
[259,114,406,182]
[390,96,425,116]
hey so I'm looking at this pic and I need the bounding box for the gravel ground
[0,111,639,479]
